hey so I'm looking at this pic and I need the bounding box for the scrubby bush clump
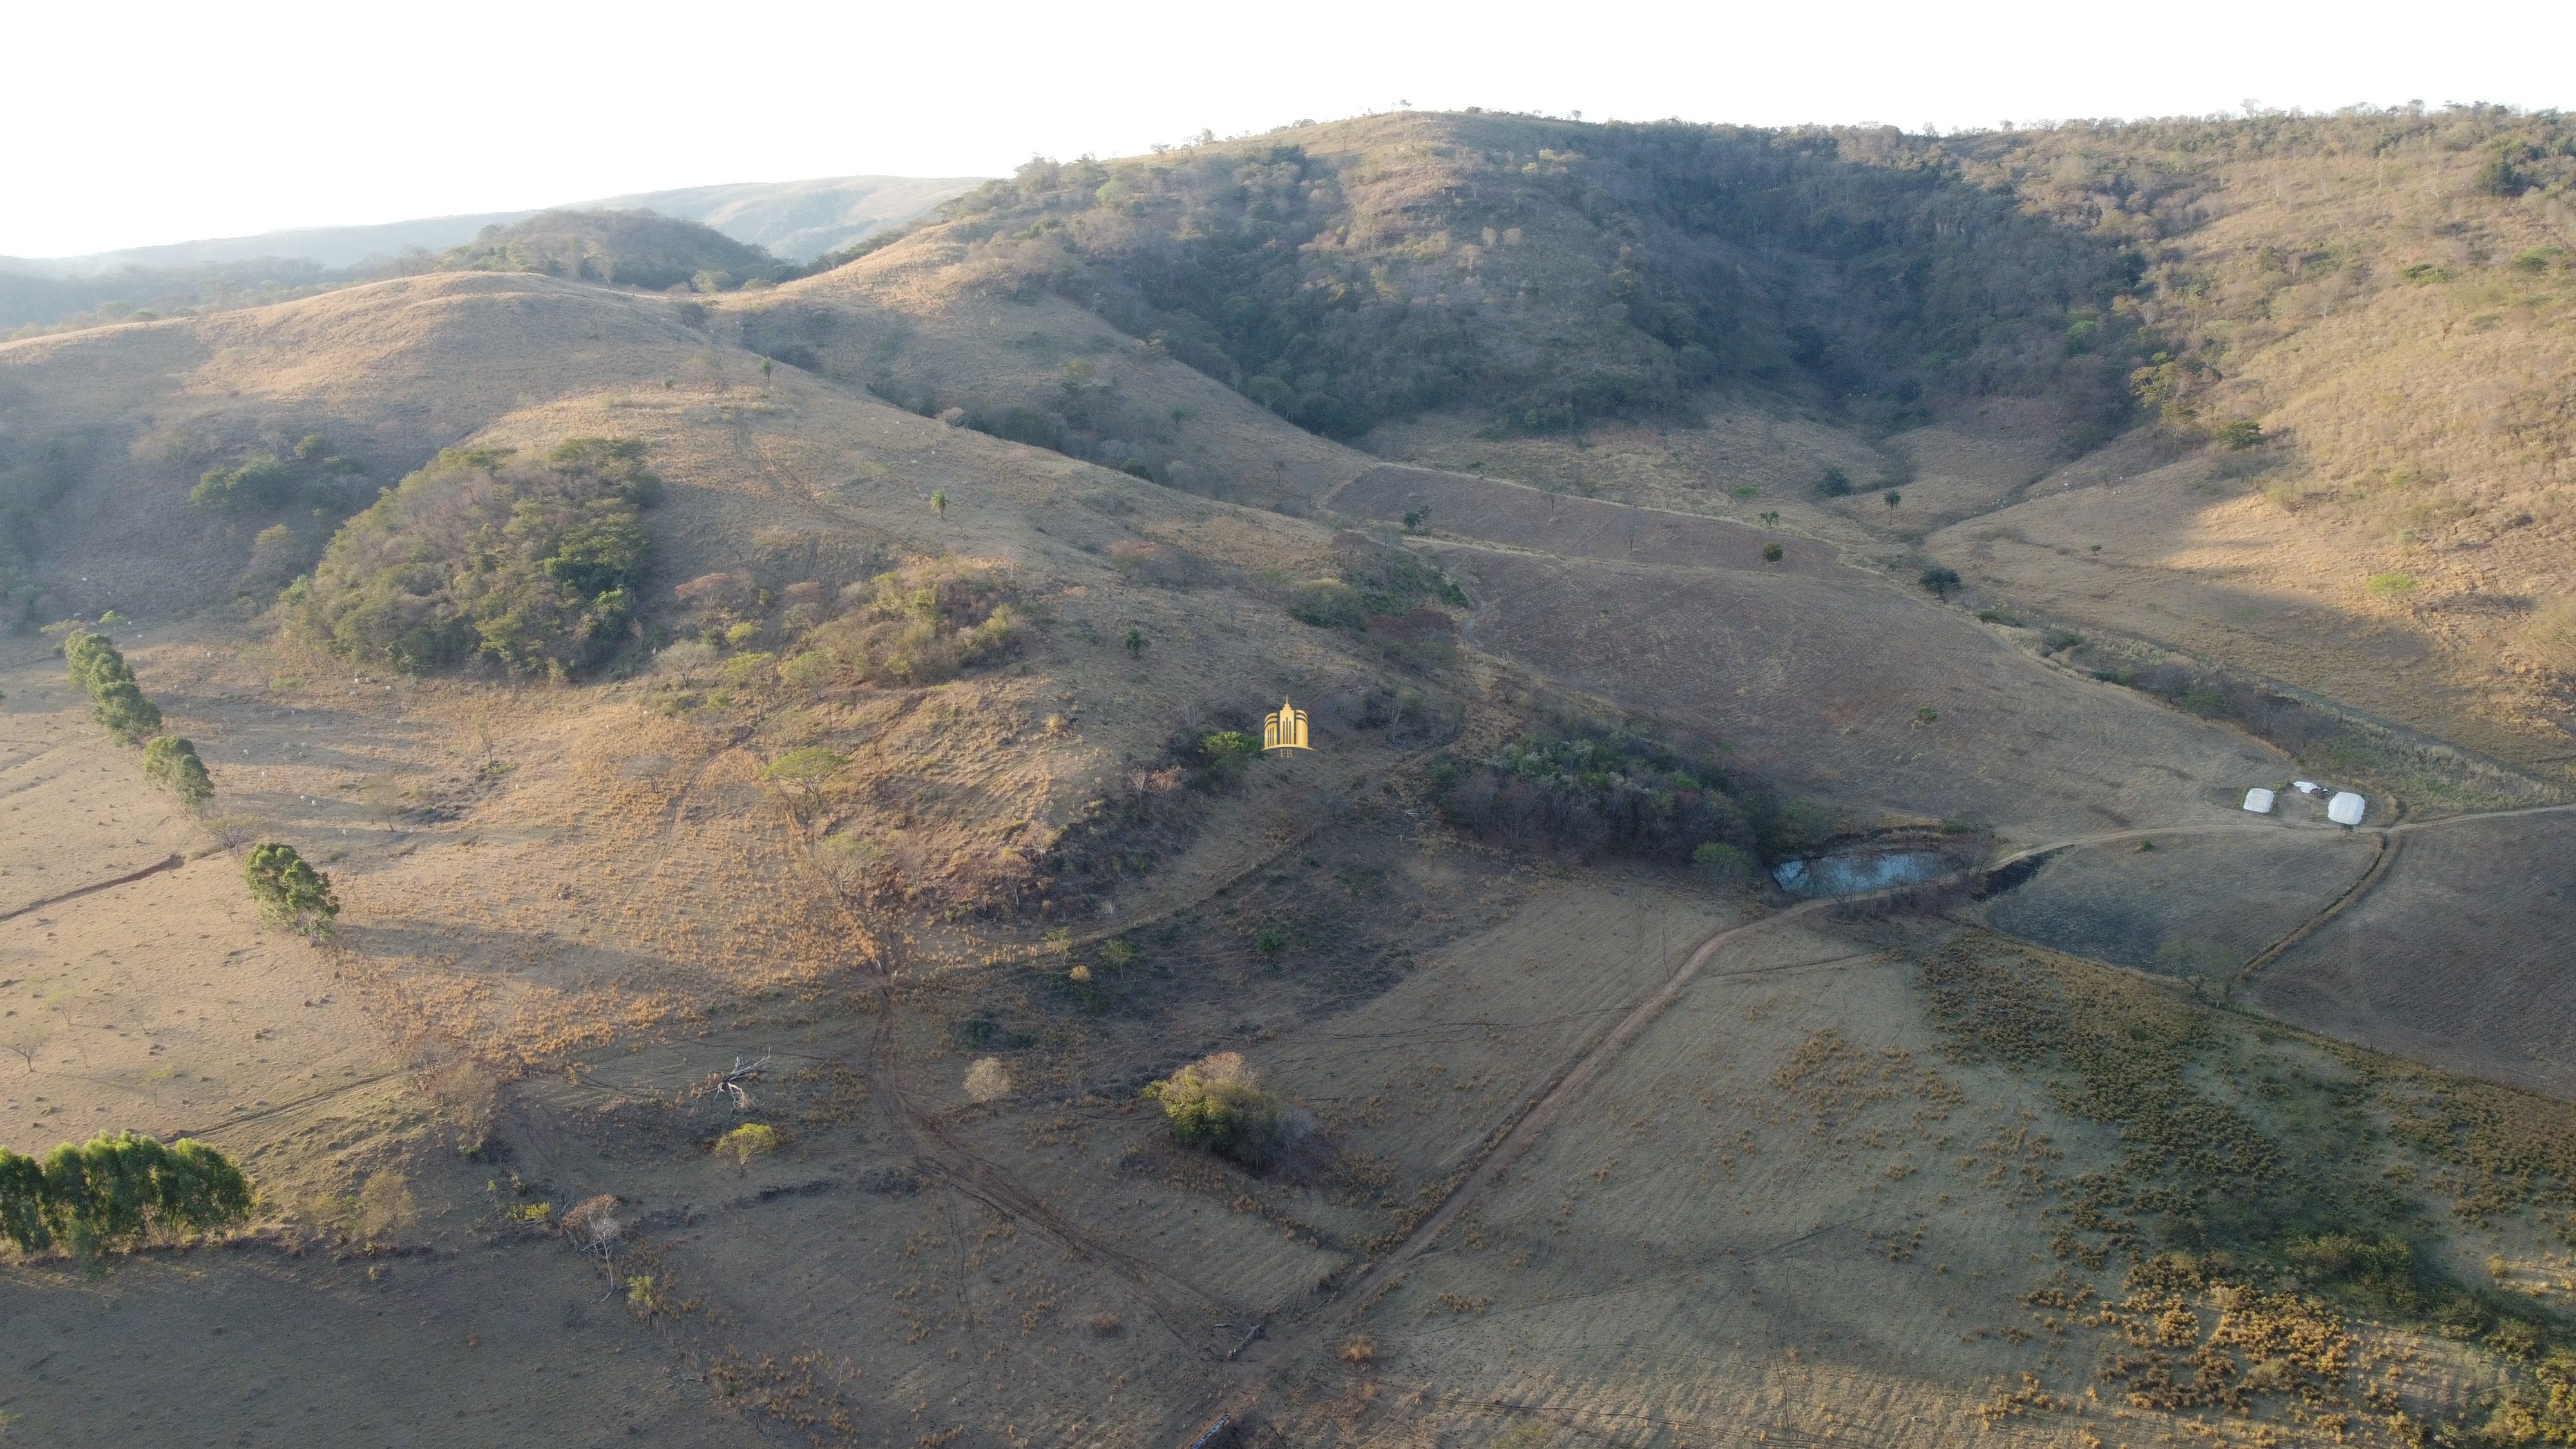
[1432,721,1758,865]
[784,560,1022,688]
[0,1130,252,1256]
[714,1123,781,1171]
[1143,1052,1308,1168]
[285,438,658,676]
[189,433,365,515]
[62,630,162,744]
[1287,541,1467,632]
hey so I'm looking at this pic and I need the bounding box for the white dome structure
[2327,791,2367,826]
[2242,788,2276,814]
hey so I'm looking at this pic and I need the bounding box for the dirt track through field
[1152,790,2576,1441]
[1168,894,1840,1438]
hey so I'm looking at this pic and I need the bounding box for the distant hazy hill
[0,174,981,330]
[578,175,984,262]
[5,174,981,276]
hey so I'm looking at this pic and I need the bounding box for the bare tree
[361,773,408,835]
[5,1020,46,1072]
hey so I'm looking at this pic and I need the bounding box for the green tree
[931,489,948,516]
[1919,565,1961,598]
[713,1123,781,1173]
[1199,730,1260,784]
[1884,490,1903,509]
[142,735,215,810]
[0,1131,251,1256]
[62,631,161,745]
[1141,1053,1301,1167]
[2216,418,2264,449]
[1760,543,1784,564]
[1123,627,1146,656]
[245,842,339,938]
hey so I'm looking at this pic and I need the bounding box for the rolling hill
[5,105,2576,1449]
[0,173,981,332]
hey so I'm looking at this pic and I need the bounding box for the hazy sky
[8,0,2571,258]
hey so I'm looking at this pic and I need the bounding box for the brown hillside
[10,108,2576,1449]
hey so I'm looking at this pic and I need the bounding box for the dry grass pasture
[1927,450,2576,770]
[2249,810,2576,1099]
[1423,531,2284,843]
[1976,828,2381,979]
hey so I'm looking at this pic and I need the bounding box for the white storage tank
[2242,788,2276,814]
[2327,791,2367,826]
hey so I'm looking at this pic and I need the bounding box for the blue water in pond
[1771,849,1948,897]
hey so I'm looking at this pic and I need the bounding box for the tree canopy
[0,1131,252,1256]
[285,438,658,676]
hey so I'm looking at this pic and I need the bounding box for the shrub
[285,439,658,676]
[2215,417,2264,450]
[2366,573,2417,597]
[714,1123,781,1171]
[1919,565,1961,597]
[0,1131,252,1256]
[142,735,214,809]
[61,630,161,744]
[1142,1052,1305,1168]
[244,842,338,938]
[964,1057,1011,1103]
[1288,578,1366,629]
[1692,841,1753,880]
[793,560,1022,688]
[1815,466,1853,498]
[1761,542,1784,564]
[1197,730,1261,785]
[762,747,846,784]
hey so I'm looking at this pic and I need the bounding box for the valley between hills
[5,106,2576,1448]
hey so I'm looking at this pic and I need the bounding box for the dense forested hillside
[912,113,2151,442]
[882,108,2575,469]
